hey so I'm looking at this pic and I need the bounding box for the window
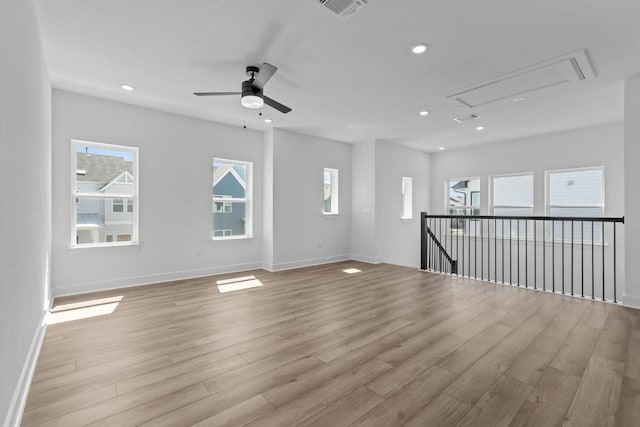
[113,199,124,213]
[401,176,413,220]
[72,140,138,247]
[213,229,232,237]
[448,178,480,235]
[492,174,533,237]
[323,168,339,215]
[213,158,252,239]
[213,195,233,213]
[546,167,604,241]
[448,178,480,216]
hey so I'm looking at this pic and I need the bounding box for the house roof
[76,213,104,228]
[77,153,132,184]
[213,164,246,189]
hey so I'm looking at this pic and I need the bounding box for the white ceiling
[34,0,640,152]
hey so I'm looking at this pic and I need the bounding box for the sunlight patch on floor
[217,275,264,293]
[343,268,362,274]
[48,298,121,325]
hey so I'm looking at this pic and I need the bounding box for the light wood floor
[22,261,640,426]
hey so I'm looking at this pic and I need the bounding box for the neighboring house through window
[212,158,252,239]
[213,195,233,213]
[72,140,138,246]
[323,168,339,215]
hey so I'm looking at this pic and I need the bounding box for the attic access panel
[446,49,596,108]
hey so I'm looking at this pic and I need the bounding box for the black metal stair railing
[420,212,625,303]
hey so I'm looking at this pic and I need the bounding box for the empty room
[3,0,640,426]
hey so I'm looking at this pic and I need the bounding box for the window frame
[490,172,534,215]
[401,176,413,220]
[490,172,534,239]
[323,167,339,215]
[212,158,253,240]
[213,195,233,213]
[70,139,139,248]
[545,166,605,215]
[213,229,233,238]
[112,198,125,213]
[446,176,481,216]
[545,166,605,243]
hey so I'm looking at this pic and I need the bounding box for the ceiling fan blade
[193,92,240,96]
[263,95,292,113]
[252,63,278,89]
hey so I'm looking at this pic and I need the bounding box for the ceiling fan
[194,63,292,113]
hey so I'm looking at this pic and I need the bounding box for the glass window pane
[75,197,134,245]
[213,202,246,237]
[213,162,247,199]
[75,146,135,196]
[493,175,533,207]
[323,168,338,214]
[549,169,603,206]
[448,178,480,207]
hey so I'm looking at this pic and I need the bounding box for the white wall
[624,74,640,306]
[430,122,624,217]
[51,91,264,295]
[262,128,274,268]
[374,140,431,267]
[0,0,51,424]
[267,129,351,270]
[349,140,431,268]
[429,122,627,303]
[350,141,377,263]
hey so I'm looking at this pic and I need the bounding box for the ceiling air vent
[454,113,480,123]
[316,0,368,19]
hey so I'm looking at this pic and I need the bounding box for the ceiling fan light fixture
[241,95,264,109]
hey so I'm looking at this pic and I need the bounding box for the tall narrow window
[72,140,138,246]
[323,168,339,215]
[213,158,253,239]
[401,176,413,220]
[492,173,533,237]
[546,167,604,241]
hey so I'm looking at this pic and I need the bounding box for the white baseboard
[53,262,263,297]
[621,293,640,309]
[349,254,381,264]
[3,314,47,427]
[263,254,351,272]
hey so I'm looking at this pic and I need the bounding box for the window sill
[69,242,142,250]
[401,218,413,223]
[322,213,340,218]
[211,235,254,242]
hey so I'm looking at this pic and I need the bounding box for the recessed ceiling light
[419,111,429,116]
[120,84,135,91]
[439,147,445,151]
[264,118,272,123]
[513,97,526,102]
[476,126,485,131]
[411,44,428,54]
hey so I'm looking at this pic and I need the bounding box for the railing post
[420,212,427,270]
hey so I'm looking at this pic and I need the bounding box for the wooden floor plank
[455,374,533,427]
[19,261,640,427]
